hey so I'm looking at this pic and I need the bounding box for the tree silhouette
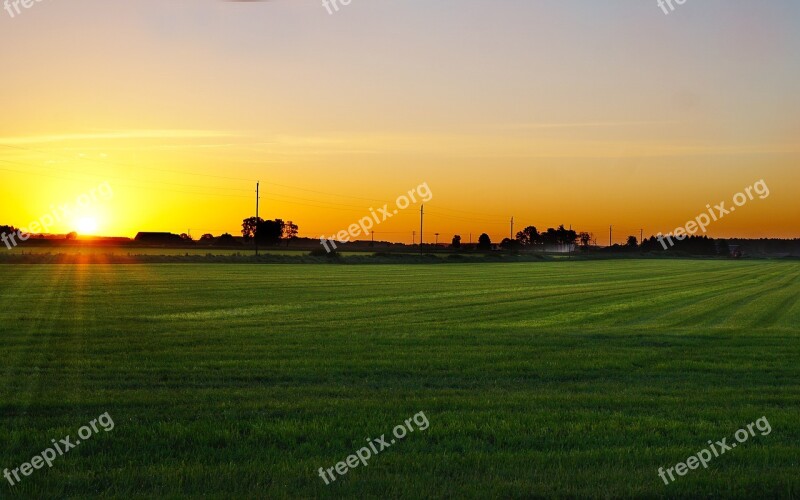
[515,226,539,248]
[500,238,519,250]
[283,221,299,240]
[578,232,593,252]
[541,228,559,247]
[477,233,492,250]
[241,217,263,241]
[556,225,577,250]
[214,233,240,246]
[451,235,461,249]
[256,219,285,245]
[717,239,730,257]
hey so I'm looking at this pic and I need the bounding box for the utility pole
[420,205,424,254]
[609,225,612,248]
[640,228,644,245]
[435,233,439,245]
[510,216,514,240]
[412,231,415,245]
[255,181,260,257]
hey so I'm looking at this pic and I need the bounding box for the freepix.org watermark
[319,182,433,253]
[317,411,429,485]
[4,412,115,488]
[657,416,771,486]
[322,0,352,15]
[658,0,688,15]
[1,181,113,250]
[3,0,45,19]
[657,180,769,250]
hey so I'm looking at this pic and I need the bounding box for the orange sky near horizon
[1,1,798,243]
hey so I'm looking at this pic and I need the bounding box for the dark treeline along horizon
[2,219,798,257]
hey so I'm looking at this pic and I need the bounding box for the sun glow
[75,217,99,235]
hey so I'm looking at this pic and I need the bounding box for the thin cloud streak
[0,130,236,145]
[494,121,681,130]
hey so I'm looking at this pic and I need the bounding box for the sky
[1,0,799,243]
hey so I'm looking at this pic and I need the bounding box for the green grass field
[1,260,798,498]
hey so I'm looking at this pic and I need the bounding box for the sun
[76,217,99,235]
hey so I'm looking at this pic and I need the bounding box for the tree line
[450,225,585,251]
[240,218,298,245]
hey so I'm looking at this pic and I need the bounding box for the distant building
[134,232,184,245]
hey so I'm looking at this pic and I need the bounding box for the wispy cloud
[495,121,679,130]
[0,130,235,145]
